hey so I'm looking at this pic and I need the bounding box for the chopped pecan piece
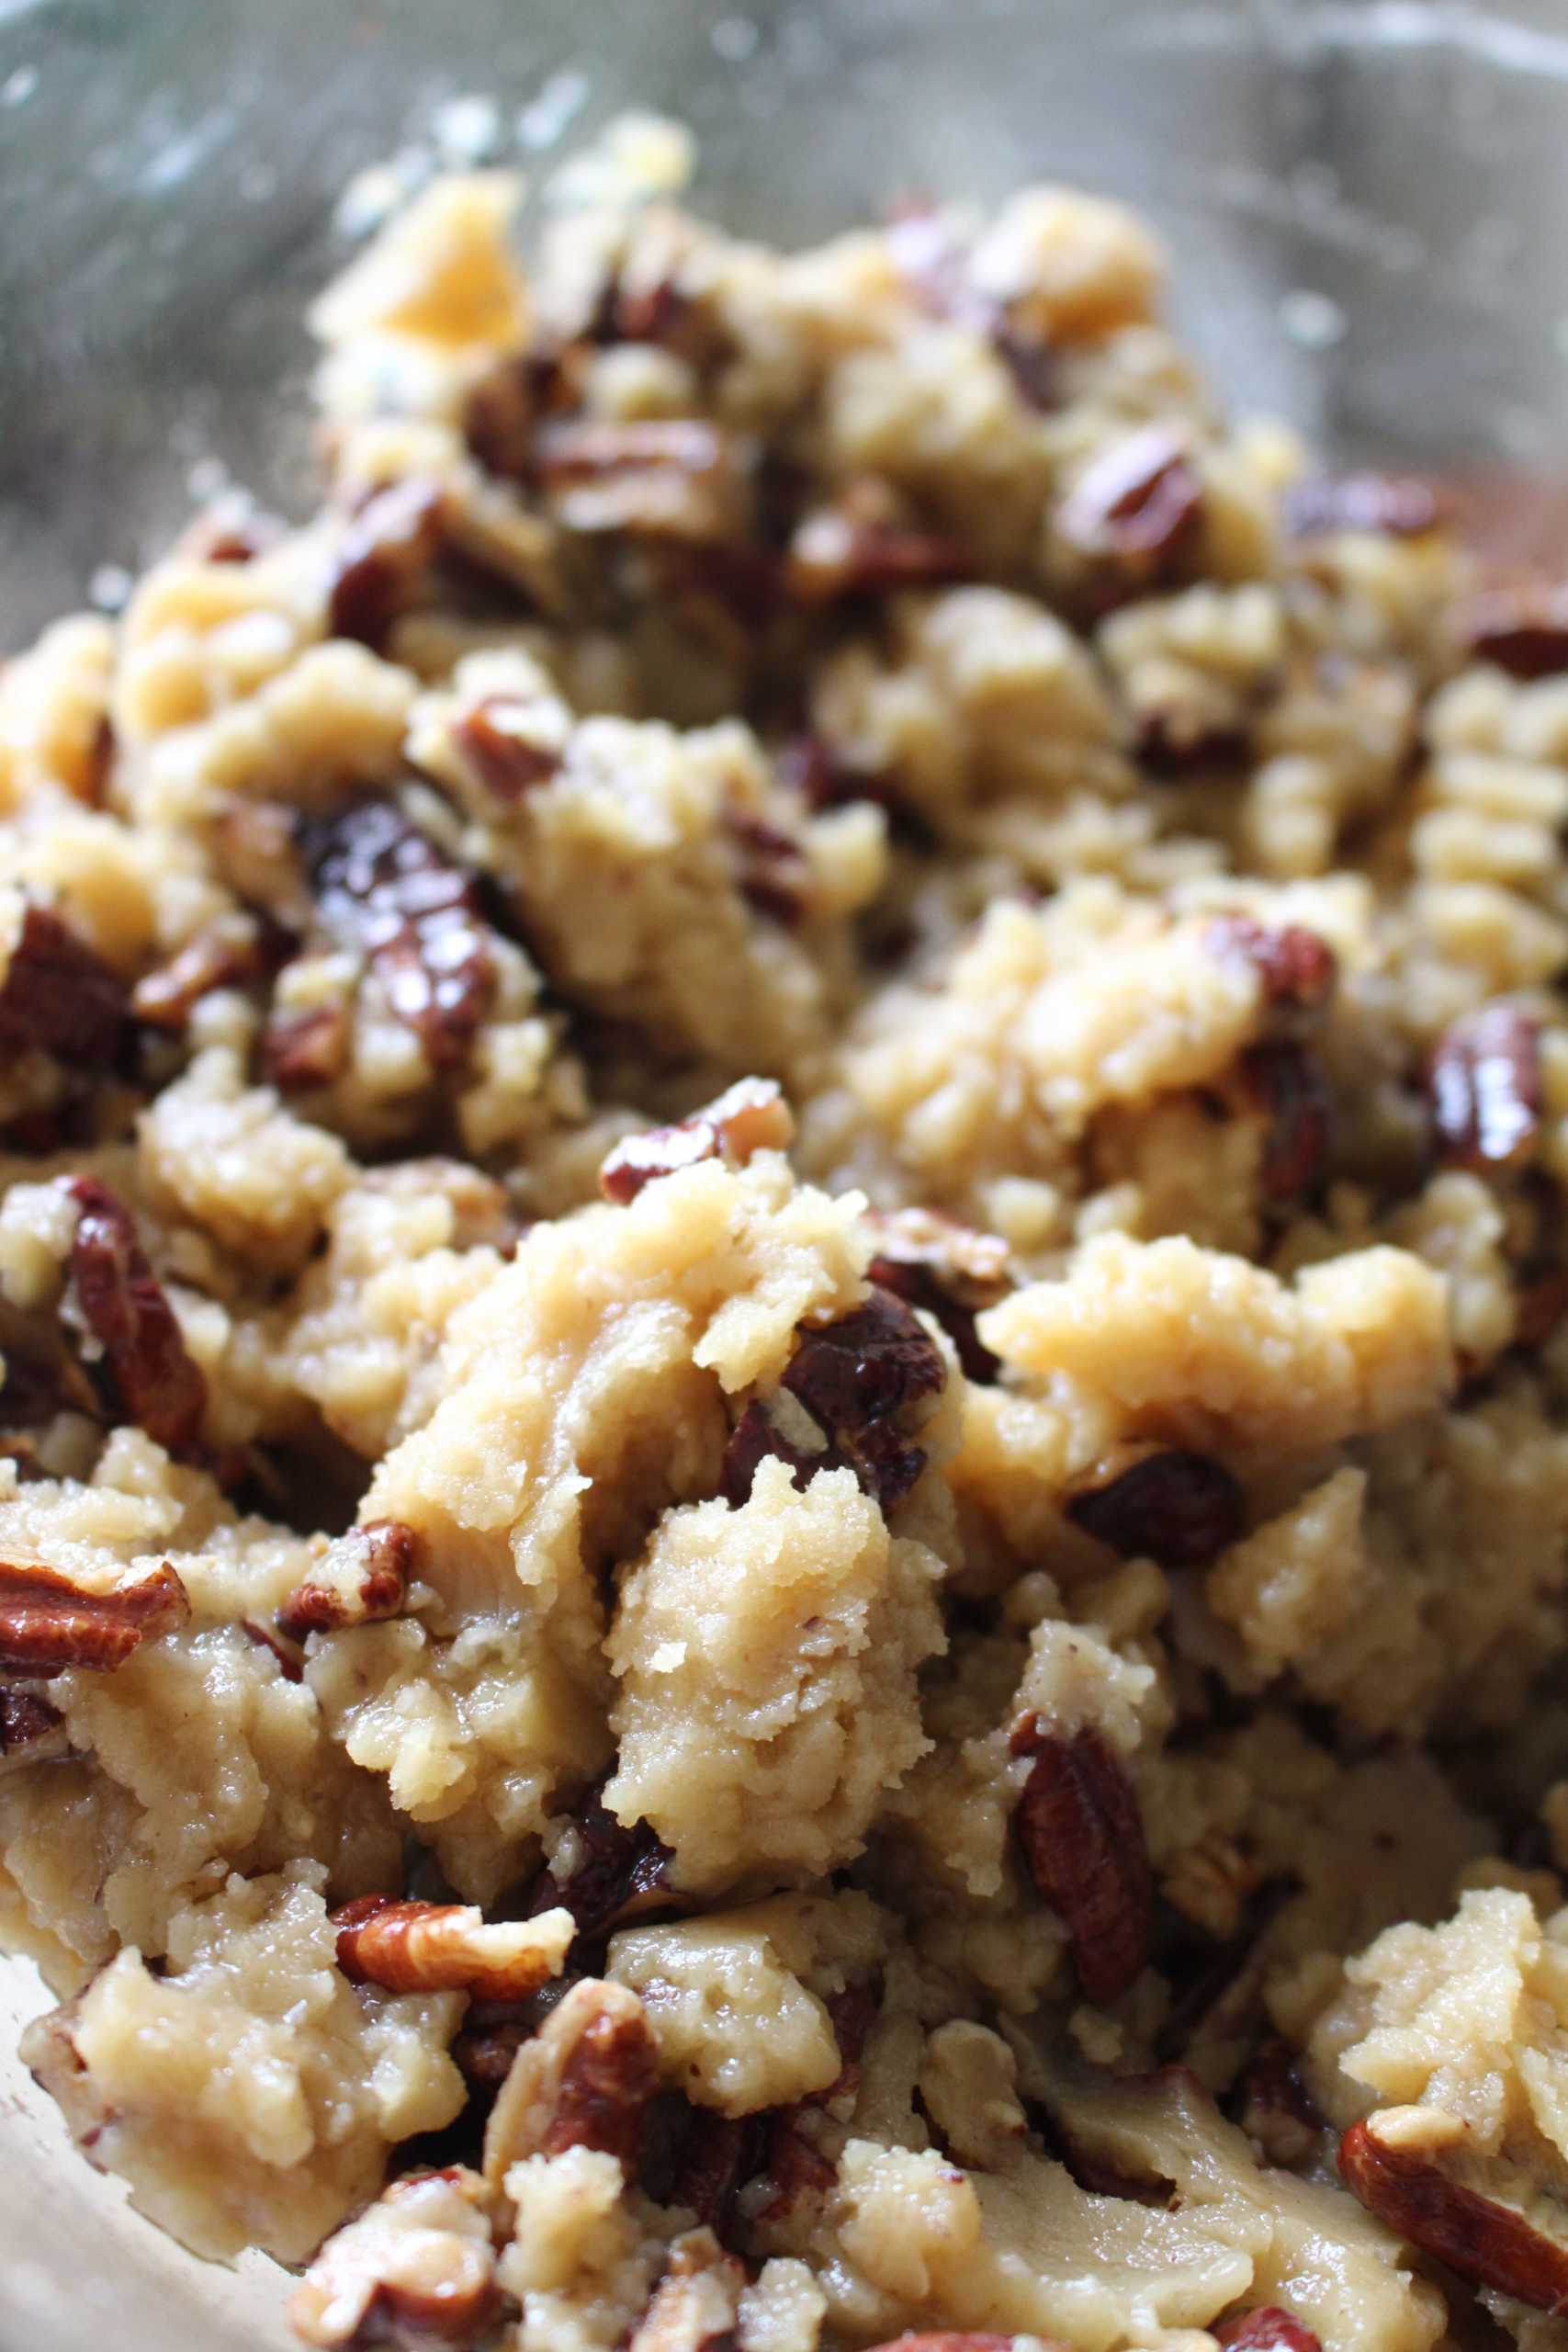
[333,1894,573,2003]
[276,1520,417,1644]
[1010,1715,1153,2004]
[1429,1004,1543,1171]
[1285,474,1441,540]
[483,1978,660,2187]
[0,1555,189,1677]
[329,477,446,651]
[1057,425,1202,570]
[241,1616,304,1682]
[781,1285,946,1513]
[453,695,561,803]
[0,902,127,1068]
[717,1401,819,1508]
[865,1211,1010,1384]
[525,1783,676,1941]
[599,1080,796,1204]
[262,1002,353,1092]
[130,924,266,1031]
[784,489,976,606]
[289,2166,501,2350]
[1461,581,1568,680]
[671,2109,768,2234]
[1233,2039,1326,2168]
[1340,2114,1568,2313]
[536,420,745,541]
[726,813,810,927]
[627,2233,745,2352]
[1213,2311,1323,2352]
[0,1687,63,1754]
[64,1178,208,1453]
[1238,1041,1334,1201]
[1203,915,1337,1017]
[1065,1442,1244,1568]
[301,798,496,1071]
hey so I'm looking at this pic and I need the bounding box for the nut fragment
[300,798,497,1072]
[1058,425,1201,571]
[333,1894,574,2003]
[1461,581,1568,680]
[0,1687,63,1754]
[781,1285,947,1515]
[1065,1442,1244,1568]
[784,487,976,606]
[1238,1041,1334,1202]
[599,1080,796,1204]
[483,1978,660,2188]
[726,812,810,928]
[262,1002,353,1093]
[525,1783,676,1941]
[329,478,446,651]
[716,1401,818,1509]
[865,1209,1010,1384]
[453,695,562,803]
[1429,1004,1543,1172]
[64,1179,208,1454]
[536,420,746,541]
[626,2233,745,2352]
[1284,474,1441,540]
[1213,2310,1324,2352]
[289,2166,501,2350]
[1340,2114,1568,2313]
[671,2109,768,2235]
[130,924,267,1031]
[0,902,127,1068]
[1203,915,1337,1017]
[276,1520,417,1644]
[0,1555,189,1677]
[1010,1715,1152,2004]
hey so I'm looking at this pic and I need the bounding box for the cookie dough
[6,136,1568,2352]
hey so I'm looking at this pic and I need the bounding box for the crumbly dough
[6,131,1568,2352]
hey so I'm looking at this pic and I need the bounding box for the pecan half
[1285,474,1441,540]
[865,1209,1010,1384]
[1340,2115,1568,2313]
[1238,1040,1334,1201]
[600,1080,796,1205]
[262,1002,352,1092]
[1066,1442,1244,1568]
[483,1978,660,2187]
[329,478,446,651]
[0,1687,63,1754]
[525,1783,676,1941]
[536,420,745,541]
[784,489,976,606]
[0,902,126,1068]
[130,924,266,1031]
[1203,915,1337,1017]
[288,2166,501,2350]
[453,695,561,803]
[1010,1715,1153,2004]
[333,1894,573,2003]
[301,798,496,1072]
[1213,2310,1323,2352]
[276,1520,417,1644]
[0,1555,189,1677]
[1429,1004,1543,1171]
[1058,426,1201,571]
[65,1179,207,1453]
[1461,581,1568,680]
[781,1285,947,1514]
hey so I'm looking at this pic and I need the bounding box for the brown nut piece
[329,477,447,652]
[525,1782,675,1941]
[1010,1714,1153,2005]
[781,1284,946,1516]
[536,420,747,542]
[600,1080,796,1205]
[1460,581,1568,680]
[0,1555,189,1678]
[483,1977,660,2188]
[1203,915,1337,1018]
[288,2165,501,2349]
[453,695,562,803]
[130,923,267,1031]
[0,901,127,1068]
[1213,2311,1324,2352]
[1428,1004,1543,1172]
[784,492,976,606]
[276,1520,418,1644]
[1057,425,1201,572]
[65,1177,208,1454]
[1066,1442,1245,1569]
[332,1894,573,2004]
[1339,2114,1568,2314]
[626,2233,745,2352]
[0,1687,64,1756]
[262,1002,353,1093]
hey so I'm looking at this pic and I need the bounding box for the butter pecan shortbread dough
[7,127,1568,2352]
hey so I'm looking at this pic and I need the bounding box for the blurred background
[4,0,1568,647]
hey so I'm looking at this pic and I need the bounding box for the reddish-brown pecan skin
[65,1179,207,1454]
[1010,1715,1153,2005]
[1340,2118,1568,2313]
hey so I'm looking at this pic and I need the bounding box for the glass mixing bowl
[1,0,1567,2339]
